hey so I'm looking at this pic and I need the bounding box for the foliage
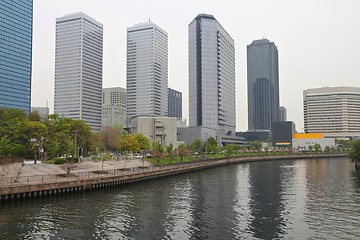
[166,143,174,154]
[206,137,218,154]
[154,150,165,164]
[152,141,164,153]
[348,139,360,162]
[134,133,150,151]
[313,143,321,152]
[191,139,202,153]
[178,147,190,161]
[117,134,140,153]
[101,124,126,151]
[101,151,112,171]
[336,139,352,151]
[0,109,94,159]
[249,141,262,151]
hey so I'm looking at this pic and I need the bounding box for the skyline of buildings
[247,39,280,131]
[54,12,103,132]
[0,0,33,113]
[126,21,168,119]
[188,14,236,136]
[2,7,359,141]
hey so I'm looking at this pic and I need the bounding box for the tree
[101,124,126,151]
[117,134,140,154]
[134,133,150,153]
[166,143,174,154]
[178,147,190,161]
[60,162,77,175]
[154,150,165,165]
[191,139,202,153]
[28,111,41,121]
[101,151,112,171]
[206,137,218,154]
[314,143,321,152]
[308,145,314,152]
[348,139,360,162]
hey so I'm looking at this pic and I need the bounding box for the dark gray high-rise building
[168,88,182,119]
[247,39,279,131]
[189,14,236,134]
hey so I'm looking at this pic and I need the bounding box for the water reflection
[248,161,286,239]
[1,158,360,239]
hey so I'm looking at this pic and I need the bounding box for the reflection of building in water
[248,161,285,239]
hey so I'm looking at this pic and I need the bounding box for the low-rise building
[127,116,179,147]
[292,133,335,150]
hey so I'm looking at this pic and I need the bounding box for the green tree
[117,134,140,154]
[152,141,164,153]
[314,143,321,152]
[206,137,218,154]
[134,133,150,153]
[166,143,174,154]
[348,139,360,162]
[191,139,202,153]
[308,145,314,152]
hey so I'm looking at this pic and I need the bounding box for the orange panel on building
[292,133,323,139]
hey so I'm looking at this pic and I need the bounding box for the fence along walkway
[0,154,347,200]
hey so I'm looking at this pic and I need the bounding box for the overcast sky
[31,0,360,132]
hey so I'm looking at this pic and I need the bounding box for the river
[1,157,359,239]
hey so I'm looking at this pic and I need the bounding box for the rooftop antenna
[46,100,48,108]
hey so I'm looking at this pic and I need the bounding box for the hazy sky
[31,0,360,132]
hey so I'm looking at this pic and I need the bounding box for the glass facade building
[188,14,236,135]
[0,0,33,113]
[126,22,168,118]
[247,39,280,131]
[54,12,103,132]
[168,88,182,119]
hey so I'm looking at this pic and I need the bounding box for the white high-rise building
[304,86,360,139]
[102,87,127,128]
[126,22,168,119]
[54,12,103,132]
[188,14,236,136]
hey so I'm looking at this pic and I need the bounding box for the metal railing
[0,153,347,188]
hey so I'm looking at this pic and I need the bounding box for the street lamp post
[205,132,208,160]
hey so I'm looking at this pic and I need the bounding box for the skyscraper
[168,88,182,119]
[247,39,279,131]
[126,22,168,118]
[0,0,33,113]
[188,14,236,135]
[54,12,103,132]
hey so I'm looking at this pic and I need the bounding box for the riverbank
[0,153,348,201]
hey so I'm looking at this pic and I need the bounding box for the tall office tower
[188,14,236,134]
[102,87,127,128]
[168,88,182,119]
[126,22,168,118]
[54,12,103,132]
[304,87,360,139]
[279,106,287,121]
[0,0,33,113]
[247,39,279,131]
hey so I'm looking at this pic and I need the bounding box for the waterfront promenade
[0,154,348,200]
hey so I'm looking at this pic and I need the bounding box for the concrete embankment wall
[0,154,347,201]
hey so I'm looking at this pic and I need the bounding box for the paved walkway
[1,159,152,181]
